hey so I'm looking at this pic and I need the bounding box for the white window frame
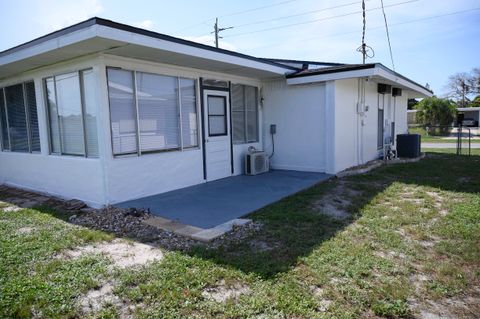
[44,69,99,158]
[231,83,259,145]
[0,81,41,153]
[106,67,200,158]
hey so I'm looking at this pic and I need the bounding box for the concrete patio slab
[116,170,331,229]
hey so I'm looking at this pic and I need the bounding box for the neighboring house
[0,18,432,207]
[457,107,480,127]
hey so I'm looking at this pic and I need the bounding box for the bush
[415,97,456,135]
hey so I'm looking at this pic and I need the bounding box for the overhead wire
[245,7,480,52]
[380,0,395,70]
[223,0,419,38]
[172,0,299,34]
[234,0,374,28]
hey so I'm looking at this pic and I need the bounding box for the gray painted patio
[116,170,332,229]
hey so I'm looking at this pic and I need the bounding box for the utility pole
[212,18,233,48]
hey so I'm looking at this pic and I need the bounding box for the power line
[380,0,395,70]
[223,0,419,38]
[172,0,299,34]
[234,0,374,29]
[247,7,480,52]
[220,0,299,18]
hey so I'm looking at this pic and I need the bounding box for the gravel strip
[0,185,262,251]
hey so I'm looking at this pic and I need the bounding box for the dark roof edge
[286,63,376,78]
[376,64,433,94]
[262,58,345,66]
[0,17,298,72]
[287,63,433,94]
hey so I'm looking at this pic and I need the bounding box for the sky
[1,0,479,96]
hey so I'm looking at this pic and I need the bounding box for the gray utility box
[396,134,421,158]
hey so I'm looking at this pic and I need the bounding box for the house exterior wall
[332,78,409,173]
[0,56,106,207]
[262,79,326,172]
[0,54,264,206]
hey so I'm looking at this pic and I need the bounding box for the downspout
[356,78,366,165]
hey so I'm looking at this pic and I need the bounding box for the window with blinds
[107,68,199,156]
[231,84,259,144]
[0,81,41,153]
[45,70,99,157]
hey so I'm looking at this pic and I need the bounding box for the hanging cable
[380,0,396,70]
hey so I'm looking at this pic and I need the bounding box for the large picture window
[231,84,258,144]
[107,68,198,156]
[45,70,99,157]
[0,81,41,153]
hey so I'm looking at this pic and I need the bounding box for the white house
[0,18,432,208]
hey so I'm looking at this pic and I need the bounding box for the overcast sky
[1,0,479,96]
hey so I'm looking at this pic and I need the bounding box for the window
[378,95,384,149]
[0,81,41,153]
[207,96,227,136]
[231,84,258,144]
[107,68,137,155]
[107,68,199,156]
[137,72,179,152]
[45,70,99,157]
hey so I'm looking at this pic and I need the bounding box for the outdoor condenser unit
[245,151,269,175]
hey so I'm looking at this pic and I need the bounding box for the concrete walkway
[116,170,331,230]
[422,143,480,148]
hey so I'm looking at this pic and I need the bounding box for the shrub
[415,97,456,135]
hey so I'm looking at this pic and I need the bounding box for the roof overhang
[0,18,295,81]
[457,107,480,112]
[286,63,433,98]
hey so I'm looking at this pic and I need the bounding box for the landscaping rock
[0,184,263,251]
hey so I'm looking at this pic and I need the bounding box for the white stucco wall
[262,79,326,172]
[332,78,410,173]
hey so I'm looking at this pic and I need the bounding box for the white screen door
[203,90,232,181]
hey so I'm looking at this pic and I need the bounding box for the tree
[471,95,480,108]
[415,97,456,135]
[407,98,419,110]
[445,67,480,107]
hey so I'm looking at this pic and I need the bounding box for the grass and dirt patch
[1,152,479,318]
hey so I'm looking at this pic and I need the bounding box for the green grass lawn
[1,153,479,318]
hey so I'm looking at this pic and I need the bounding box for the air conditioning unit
[245,151,269,175]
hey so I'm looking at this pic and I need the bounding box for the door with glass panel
[203,90,231,181]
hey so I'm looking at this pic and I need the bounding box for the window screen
[107,68,198,156]
[180,78,198,148]
[81,70,99,157]
[46,78,61,153]
[55,72,85,156]
[107,68,138,155]
[136,72,179,152]
[25,82,40,152]
[231,84,245,143]
[0,89,9,150]
[231,84,258,144]
[5,84,29,152]
[378,108,384,149]
[46,70,98,157]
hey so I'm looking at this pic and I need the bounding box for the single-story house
[457,107,480,127]
[0,17,432,208]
